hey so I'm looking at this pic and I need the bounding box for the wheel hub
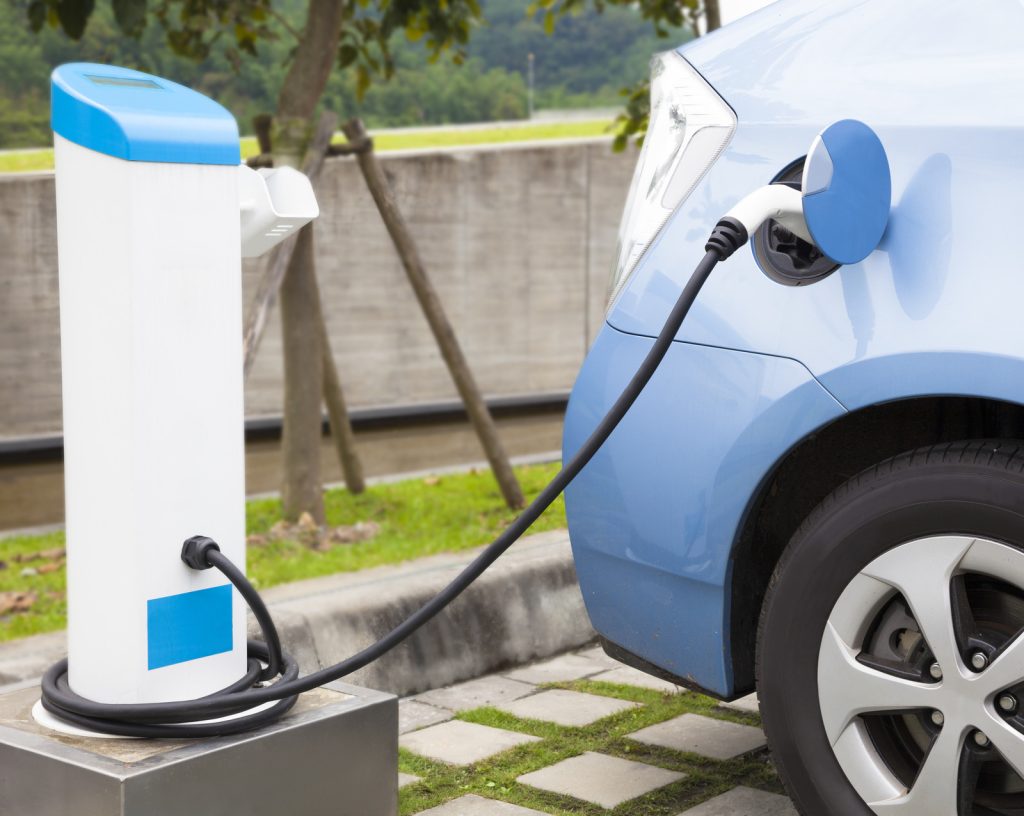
[817,535,1024,815]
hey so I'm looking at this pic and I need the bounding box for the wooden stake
[341,118,526,510]
[254,113,273,154]
[318,306,366,494]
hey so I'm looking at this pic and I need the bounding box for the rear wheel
[758,440,1024,816]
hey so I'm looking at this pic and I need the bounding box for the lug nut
[971,652,989,671]
[999,694,1018,714]
[931,710,945,726]
[929,663,943,680]
[974,731,991,747]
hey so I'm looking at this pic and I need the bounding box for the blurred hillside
[0,0,689,148]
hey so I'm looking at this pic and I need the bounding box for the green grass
[0,534,66,641]
[0,148,54,173]
[0,120,611,174]
[399,679,781,815]
[0,461,565,642]
[366,120,611,152]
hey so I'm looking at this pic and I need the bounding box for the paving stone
[677,786,796,815]
[414,794,548,815]
[400,720,540,765]
[518,751,685,809]
[719,693,759,715]
[497,688,639,727]
[630,713,766,760]
[400,699,453,734]
[591,665,685,694]
[504,653,608,684]
[398,773,421,789]
[416,675,536,712]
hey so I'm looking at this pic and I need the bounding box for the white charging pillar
[51,63,317,706]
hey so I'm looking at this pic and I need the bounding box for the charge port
[752,158,840,286]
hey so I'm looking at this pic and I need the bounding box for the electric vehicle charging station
[0,64,396,816]
[53,63,250,709]
[50,63,320,711]
[0,56,896,816]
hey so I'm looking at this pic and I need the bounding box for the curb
[0,530,595,697]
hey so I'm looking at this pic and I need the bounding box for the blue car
[563,1,1024,813]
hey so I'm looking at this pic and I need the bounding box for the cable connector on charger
[181,535,221,571]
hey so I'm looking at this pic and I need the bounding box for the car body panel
[563,327,844,692]
[564,0,1024,695]
[608,0,1024,409]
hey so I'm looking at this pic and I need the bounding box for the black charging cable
[40,219,747,738]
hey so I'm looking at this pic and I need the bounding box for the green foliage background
[0,0,688,148]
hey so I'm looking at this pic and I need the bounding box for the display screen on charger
[86,75,162,89]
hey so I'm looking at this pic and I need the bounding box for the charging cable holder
[239,164,320,257]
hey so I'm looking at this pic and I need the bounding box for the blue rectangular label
[147,584,233,670]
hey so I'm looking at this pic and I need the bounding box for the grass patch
[0,148,54,173]
[245,462,565,587]
[0,461,565,642]
[0,531,66,641]
[0,120,611,174]
[399,679,781,815]
[366,120,611,153]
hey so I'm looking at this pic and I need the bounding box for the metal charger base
[0,678,398,816]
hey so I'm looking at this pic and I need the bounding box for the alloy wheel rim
[817,535,1024,815]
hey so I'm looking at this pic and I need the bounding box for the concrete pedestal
[0,680,397,816]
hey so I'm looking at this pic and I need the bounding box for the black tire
[757,439,1024,816]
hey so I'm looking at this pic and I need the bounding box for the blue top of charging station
[51,63,240,165]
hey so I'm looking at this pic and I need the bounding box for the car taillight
[608,52,736,308]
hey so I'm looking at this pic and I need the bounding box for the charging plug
[704,184,814,262]
[723,184,812,244]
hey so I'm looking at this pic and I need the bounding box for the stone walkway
[397,645,796,814]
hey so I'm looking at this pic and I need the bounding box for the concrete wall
[0,138,635,442]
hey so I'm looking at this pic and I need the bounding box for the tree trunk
[280,225,325,522]
[274,0,345,165]
[273,0,344,522]
[342,119,526,510]
[705,0,722,32]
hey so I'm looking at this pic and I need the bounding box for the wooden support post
[341,118,526,510]
[318,307,366,494]
[254,113,273,154]
[246,113,275,168]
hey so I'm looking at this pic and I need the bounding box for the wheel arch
[728,393,1024,695]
